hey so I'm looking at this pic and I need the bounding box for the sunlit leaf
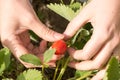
[103,57,120,80]
[0,48,11,75]
[2,78,14,80]
[44,48,56,63]
[69,2,81,11]
[17,69,43,80]
[47,3,76,21]
[20,54,42,66]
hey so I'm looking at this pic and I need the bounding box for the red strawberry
[51,40,67,55]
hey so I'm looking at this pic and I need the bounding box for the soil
[32,0,70,33]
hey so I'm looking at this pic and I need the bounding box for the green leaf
[0,48,11,75]
[29,30,40,43]
[47,2,87,21]
[71,28,89,45]
[69,2,81,11]
[47,3,76,21]
[20,54,42,66]
[44,48,56,63]
[75,70,92,80]
[103,57,120,80]
[17,69,43,80]
[80,29,90,37]
[2,78,14,80]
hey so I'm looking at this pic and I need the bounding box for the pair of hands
[0,0,120,79]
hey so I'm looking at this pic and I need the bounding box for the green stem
[56,56,70,80]
[42,65,44,74]
[70,0,74,4]
[76,72,92,80]
[42,64,46,80]
[53,60,61,80]
[60,0,64,4]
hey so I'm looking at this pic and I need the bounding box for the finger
[91,68,106,80]
[19,2,64,42]
[69,39,116,70]
[2,35,36,68]
[68,30,108,60]
[51,55,62,61]
[36,40,47,61]
[39,40,47,53]
[28,19,64,42]
[2,35,28,57]
[63,4,92,39]
[47,54,63,67]
[68,47,82,60]
[27,43,34,51]
[113,45,120,61]
[91,36,119,69]
[19,31,31,47]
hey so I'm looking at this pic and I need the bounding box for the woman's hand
[91,46,120,80]
[64,0,120,70]
[0,0,64,68]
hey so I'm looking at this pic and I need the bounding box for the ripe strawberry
[51,40,67,55]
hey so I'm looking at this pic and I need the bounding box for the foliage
[17,69,42,80]
[20,54,42,66]
[2,78,14,80]
[43,48,56,63]
[47,1,92,50]
[0,0,120,80]
[47,2,86,21]
[0,48,11,76]
[47,3,76,21]
[103,57,120,80]
[47,0,120,80]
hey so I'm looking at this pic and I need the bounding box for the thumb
[29,20,64,42]
[63,4,92,39]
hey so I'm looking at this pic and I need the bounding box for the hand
[0,0,64,68]
[64,0,120,70]
[91,47,120,80]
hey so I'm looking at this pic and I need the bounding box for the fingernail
[54,33,64,40]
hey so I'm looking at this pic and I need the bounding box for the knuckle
[82,54,91,60]
[115,40,119,47]
[43,28,54,37]
[92,62,103,69]
[1,36,9,45]
[114,36,120,45]
[97,29,111,41]
[1,35,17,46]
[44,27,52,35]
[101,31,110,41]
[23,13,37,26]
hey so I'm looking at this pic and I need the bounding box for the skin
[0,0,64,68]
[64,0,120,79]
[0,0,120,79]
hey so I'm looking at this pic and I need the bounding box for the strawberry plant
[0,0,120,80]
